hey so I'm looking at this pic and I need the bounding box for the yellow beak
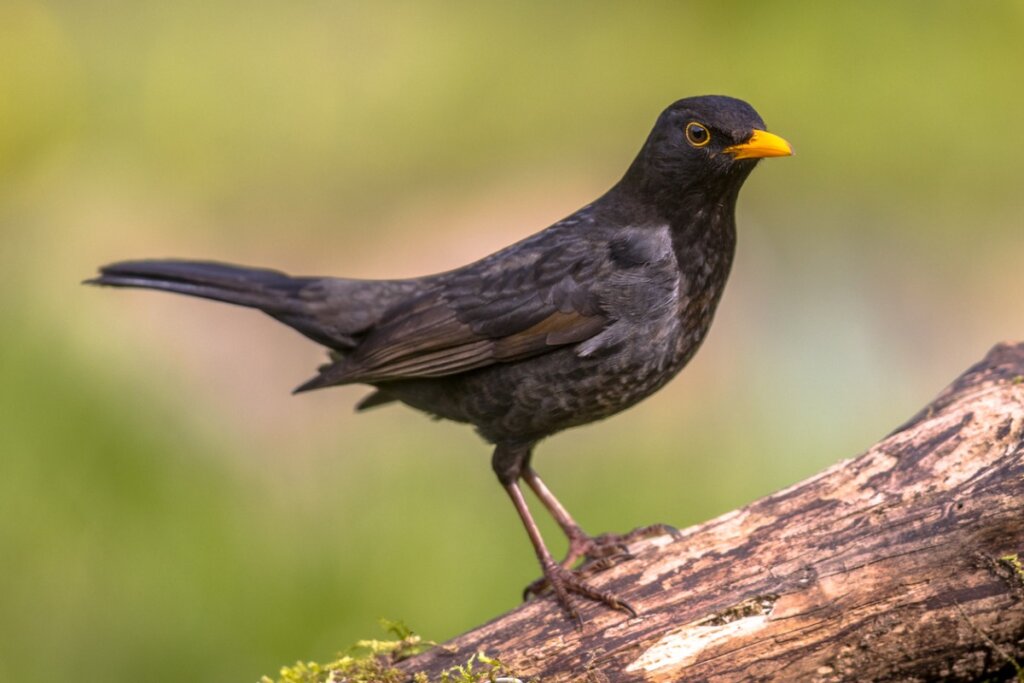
[724,129,793,160]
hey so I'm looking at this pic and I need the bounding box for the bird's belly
[386,319,701,444]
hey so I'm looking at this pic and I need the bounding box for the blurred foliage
[1,2,1023,682]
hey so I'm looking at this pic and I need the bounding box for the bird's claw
[595,522,682,548]
[565,522,679,567]
[525,561,637,626]
[521,551,627,601]
[522,523,678,610]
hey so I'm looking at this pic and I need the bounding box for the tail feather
[87,258,425,365]
[86,259,370,350]
[85,260,307,314]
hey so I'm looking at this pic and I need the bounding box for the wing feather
[295,226,612,390]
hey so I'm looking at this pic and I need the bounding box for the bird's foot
[565,522,681,568]
[523,523,680,605]
[584,522,681,558]
[526,560,637,626]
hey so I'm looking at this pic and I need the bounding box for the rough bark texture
[400,342,1024,682]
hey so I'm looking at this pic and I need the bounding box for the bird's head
[618,95,792,218]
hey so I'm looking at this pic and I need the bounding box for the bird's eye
[685,121,711,147]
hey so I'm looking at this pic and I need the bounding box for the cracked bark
[398,342,1024,682]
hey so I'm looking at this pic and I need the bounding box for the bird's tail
[85,259,312,311]
[85,259,359,349]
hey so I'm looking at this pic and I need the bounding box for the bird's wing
[295,229,610,390]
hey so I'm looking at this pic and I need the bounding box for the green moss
[431,652,514,683]
[999,554,1024,581]
[261,621,514,683]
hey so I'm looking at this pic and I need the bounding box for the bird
[86,95,792,624]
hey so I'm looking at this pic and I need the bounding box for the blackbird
[87,95,791,623]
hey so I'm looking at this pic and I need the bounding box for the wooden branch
[400,342,1024,682]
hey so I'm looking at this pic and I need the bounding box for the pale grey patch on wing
[577,225,681,358]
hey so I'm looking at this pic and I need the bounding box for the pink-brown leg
[504,481,636,625]
[524,467,679,565]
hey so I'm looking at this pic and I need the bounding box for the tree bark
[399,342,1024,682]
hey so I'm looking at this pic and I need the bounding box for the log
[399,342,1024,682]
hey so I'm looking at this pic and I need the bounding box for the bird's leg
[522,467,631,568]
[493,443,635,624]
[503,481,635,625]
[524,467,680,563]
[521,467,683,602]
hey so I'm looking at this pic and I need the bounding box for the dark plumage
[87,95,792,624]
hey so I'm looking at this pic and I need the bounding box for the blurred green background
[2,1,1023,681]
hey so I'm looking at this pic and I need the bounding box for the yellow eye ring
[685,121,711,148]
